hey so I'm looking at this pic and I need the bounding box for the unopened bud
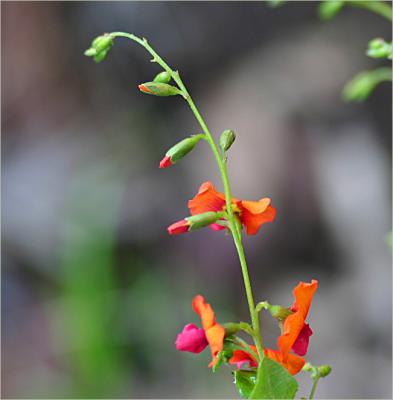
[84,34,114,63]
[367,38,392,59]
[138,82,182,97]
[153,71,172,83]
[159,134,204,168]
[269,305,293,321]
[219,129,236,152]
[318,365,332,378]
[318,1,344,20]
[167,211,223,235]
[187,211,222,231]
[343,71,376,102]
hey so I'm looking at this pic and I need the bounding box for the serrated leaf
[249,357,298,399]
[233,370,257,399]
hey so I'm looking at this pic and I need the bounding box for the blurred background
[2,1,392,398]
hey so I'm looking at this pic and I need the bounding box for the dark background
[2,1,392,398]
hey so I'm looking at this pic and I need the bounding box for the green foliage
[234,370,257,398]
[249,357,298,399]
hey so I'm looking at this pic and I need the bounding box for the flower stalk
[107,31,265,358]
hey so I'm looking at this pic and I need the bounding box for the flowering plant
[85,32,331,399]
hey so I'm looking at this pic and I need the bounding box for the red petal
[167,219,190,235]
[159,155,173,168]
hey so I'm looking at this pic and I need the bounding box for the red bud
[159,155,173,169]
[167,219,190,235]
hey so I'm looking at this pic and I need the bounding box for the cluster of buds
[84,34,114,63]
[367,38,393,59]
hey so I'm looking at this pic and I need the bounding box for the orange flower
[277,280,318,360]
[188,182,276,235]
[228,280,318,375]
[192,295,226,367]
[264,349,306,375]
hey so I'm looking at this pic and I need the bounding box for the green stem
[110,32,264,358]
[349,1,392,21]
[309,376,320,399]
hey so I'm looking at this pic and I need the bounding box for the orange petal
[240,199,276,235]
[192,295,216,330]
[264,348,305,375]
[206,324,225,367]
[277,280,318,358]
[188,182,227,216]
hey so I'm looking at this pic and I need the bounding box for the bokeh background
[2,1,392,398]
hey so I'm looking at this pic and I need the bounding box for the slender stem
[309,377,320,399]
[349,1,392,21]
[110,32,264,357]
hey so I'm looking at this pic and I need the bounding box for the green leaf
[233,370,257,399]
[249,357,298,399]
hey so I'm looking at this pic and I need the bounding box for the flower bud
[318,365,332,378]
[159,134,204,168]
[187,211,222,231]
[84,34,114,63]
[343,71,381,102]
[138,82,182,96]
[318,1,344,20]
[268,305,293,321]
[153,71,172,83]
[167,212,223,235]
[367,38,392,59]
[219,129,236,153]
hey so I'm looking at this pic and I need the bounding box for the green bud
[84,48,97,57]
[85,33,114,63]
[269,305,293,321]
[219,129,236,152]
[318,1,344,20]
[318,365,332,378]
[302,362,313,372]
[343,71,378,102]
[186,211,223,231]
[153,71,172,83]
[162,134,204,166]
[92,34,114,53]
[138,82,183,97]
[367,38,393,59]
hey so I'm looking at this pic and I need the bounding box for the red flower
[187,181,276,235]
[176,295,225,367]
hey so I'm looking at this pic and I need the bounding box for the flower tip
[167,219,190,235]
[159,155,172,168]
[138,84,151,94]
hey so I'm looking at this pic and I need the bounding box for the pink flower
[175,323,208,353]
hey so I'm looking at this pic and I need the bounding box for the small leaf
[233,370,257,399]
[250,357,298,399]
